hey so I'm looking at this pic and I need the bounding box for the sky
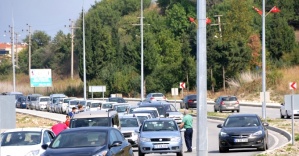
[0,0,99,43]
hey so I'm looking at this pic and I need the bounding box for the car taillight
[150,97,155,100]
[236,101,239,104]
[188,100,193,103]
[220,101,224,105]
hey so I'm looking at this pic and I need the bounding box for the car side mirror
[41,144,49,150]
[262,122,269,127]
[109,141,122,148]
[217,124,223,128]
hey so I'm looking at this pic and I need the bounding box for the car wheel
[185,104,189,110]
[280,110,284,119]
[219,146,228,153]
[231,110,234,113]
[214,107,217,112]
[176,150,183,156]
[138,148,145,156]
[219,108,222,113]
[236,109,240,113]
[286,111,291,119]
[180,103,184,109]
[257,139,267,151]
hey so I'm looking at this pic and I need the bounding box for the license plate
[226,107,234,109]
[234,138,248,142]
[154,144,168,149]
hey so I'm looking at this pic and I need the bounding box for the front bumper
[138,141,182,154]
[219,135,266,149]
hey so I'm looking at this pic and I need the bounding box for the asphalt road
[16,101,289,156]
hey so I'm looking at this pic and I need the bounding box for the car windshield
[152,94,163,97]
[63,99,72,103]
[102,103,112,109]
[40,98,49,102]
[136,116,148,124]
[222,97,237,101]
[90,103,101,108]
[70,101,79,106]
[51,131,107,148]
[108,98,120,102]
[1,131,41,146]
[30,96,39,101]
[224,116,260,127]
[142,120,177,131]
[70,117,110,128]
[120,118,139,127]
[115,105,129,113]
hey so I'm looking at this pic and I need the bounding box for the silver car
[120,115,141,147]
[214,95,240,113]
[136,118,184,156]
[144,93,167,102]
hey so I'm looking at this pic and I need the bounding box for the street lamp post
[82,8,87,100]
[140,0,144,101]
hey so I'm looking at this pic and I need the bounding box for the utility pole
[132,0,150,101]
[66,19,80,80]
[210,15,223,38]
[8,25,16,92]
[26,24,32,75]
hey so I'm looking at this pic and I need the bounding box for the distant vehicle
[119,115,141,147]
[180,94,197,109]
[112,103,130,115]
[26,94,42,110]
[127,113,152,124]
[101,102,117,111]
[217,114,269,152]
[85,100,105,111]
[139,102,183,124]
[133,107,160,118]
[56,97,76,114]
[136,118,184,156]
[41,127,134,156]
[36,96,50,111]
[48,94,67,112]
[214,95,240,113]
[70,110,120,129]
[144,93,167,102]
[16,96,26,109]
[66,98,83,114]
[132,109,159,118]
[1,128,55,156]
[126,105,138,114]
[280,95,299,118]
[107,97,127,103]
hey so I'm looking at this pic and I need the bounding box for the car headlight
[139,137,151,142]
[93,150,108,156]
[25,150,39,156]
[170,137,181,142]
[220,132,229,137]
[251,130,263,136]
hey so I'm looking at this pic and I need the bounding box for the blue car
[16,96,27,109]
[136,118,184,156]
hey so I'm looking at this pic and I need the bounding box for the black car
[217,114,269,153]
[107,97,127,103]
[41,127,134,156]
[180,94,197,109]
[16,96,27,108]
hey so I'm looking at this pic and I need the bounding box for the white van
[37,96,50,111]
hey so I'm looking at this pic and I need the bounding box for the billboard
[30,69,52,87]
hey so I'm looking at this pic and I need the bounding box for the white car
[280,103,299,118]
[85,100,105,111]
[57,97,76,114]
[36,96,50,111]
[1,128,56,156]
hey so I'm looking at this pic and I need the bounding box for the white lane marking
[269,131,279,149]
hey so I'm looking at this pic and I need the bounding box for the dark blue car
[41,127,134,156]
[16,96,27,109]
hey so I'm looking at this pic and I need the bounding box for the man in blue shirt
[68,107,77,118]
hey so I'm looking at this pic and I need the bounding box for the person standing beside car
[68,107,77,118]
[179,109,193,153]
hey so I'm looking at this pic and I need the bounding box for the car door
[108,130,123,156]
[115,129,132,155]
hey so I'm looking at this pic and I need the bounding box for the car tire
[214,107,217,112]
[257,140,267,151]
[180,103,185,109]
[219,146,228,153]
[219,109,223,113]
[280,110,284,119]
[286,111,291,119]
[138,148,145,156]
[231,110,234,113]
[185,104,189,110]
[176,150,183,156]
[236,109,240,113]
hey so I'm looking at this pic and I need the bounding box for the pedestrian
[64,115,71,127]
[51,121,68,135]
[77,104,84,113]
[179,109,193,153]
[68,107,77,118]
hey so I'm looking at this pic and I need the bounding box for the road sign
[180,82,185,89]
[30,69,52,87]
[171,88,178,96]
[89,86,106,92]
[289,82,297,90]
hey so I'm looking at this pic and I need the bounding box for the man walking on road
[179,109,193,153]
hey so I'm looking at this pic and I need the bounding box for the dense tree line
[4,0,298,97]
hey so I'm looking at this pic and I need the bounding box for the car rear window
[222,97,237,101]
[152,94,163,97]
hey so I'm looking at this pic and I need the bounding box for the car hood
[222,126,262,134]
[44,146,106,156]
[140,131,180,138]
[121,127,139,133]
[1,145,44,156]
[167,112,183,117]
